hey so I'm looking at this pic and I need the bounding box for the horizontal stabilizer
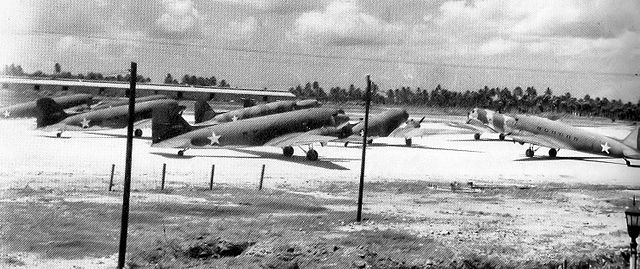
[622,126,639,150]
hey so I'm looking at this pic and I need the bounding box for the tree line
[290,81,640,121]
[163,73,230,87]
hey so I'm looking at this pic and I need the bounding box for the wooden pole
[356,75,371,222]
[258,164,265,190]
[117,62,136,269]
[209,164,215,190]
[108,164,115,191]
[161,163,166,190]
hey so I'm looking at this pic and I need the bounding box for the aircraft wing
[0,76,295,98]
[264,132,340,148]
[508,134,575,150]
[446,120,497,134]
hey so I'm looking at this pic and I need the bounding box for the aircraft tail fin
[194,100,216,124]
[36,98,68,128]
[152,102,192,144]
[622,126,639,150]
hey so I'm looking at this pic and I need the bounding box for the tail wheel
[548,148,557,158]
[177,150,184,156]
[134,129,143,137]
[499,133,505,140]
[283,146,294,157]
[344,141,349,147]
[474,133,481,140]
[56,132,62,138]
[306,149,318,161]
[525,148,534,158]
[405,138,412,147]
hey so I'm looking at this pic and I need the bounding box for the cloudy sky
[0,0,638,101]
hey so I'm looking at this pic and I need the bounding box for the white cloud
[479,38,519,55]
[156,0,201,36]
[211,0,321,14]
[288,0,404,46]
[227,17,259,40]
[429,0,640,57]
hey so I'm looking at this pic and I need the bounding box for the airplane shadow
[150,148,352,170]
[513,156,632,166]
[36,134,72,139]
[329,142,481,153]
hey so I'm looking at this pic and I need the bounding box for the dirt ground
[1,107,639,268]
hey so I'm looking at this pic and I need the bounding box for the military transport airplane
[447,108,514,140]
[151,103,352,160]
[36,97,178,137]
[193,99,322,126]
[341,108,444,147]
[1,93,93,118]
[507,114,640,166]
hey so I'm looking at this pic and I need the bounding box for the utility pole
[356,75,372,222]
[117,62,136,269]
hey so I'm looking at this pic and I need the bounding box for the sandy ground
[1,114,639,268]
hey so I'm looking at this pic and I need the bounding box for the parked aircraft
[151,103,352,160]
[1,93,93,118]
[194,99,321,126]
[36,97,178,137]
[456,108,514,140]
[341,108,435,147]
[508,114,640,166]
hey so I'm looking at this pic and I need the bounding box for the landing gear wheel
[405,138,412,147]
[499,133,505,140]
[525,148,534,158]
[306,149,318,161]
[367,139,373,145]
[344,141,349,147]
[474,133,481,140]
[56,132,62,138]
[283,146,294,157]
[548,148,557,158]
[134,129,143,137]
[178,150,184,156]
[519,142,525,145]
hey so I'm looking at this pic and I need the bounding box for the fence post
[209,164,215,190]
[161,163,166,190]
[258,164,265,190]
[109,164,115,191]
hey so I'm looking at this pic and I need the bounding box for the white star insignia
[231,115,239,121]
[208,131,221,145]
[80,118,91,128]
[3,110,10,117]
[601,142,611,155]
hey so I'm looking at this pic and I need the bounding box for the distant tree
[54,63,61,74]
[164,73,174,84]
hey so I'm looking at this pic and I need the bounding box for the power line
[9,30,639,78]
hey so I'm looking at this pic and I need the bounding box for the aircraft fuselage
[154,108,348,149]
[352,108,409,137]
[512,115,636,158]
[1,94,93,118]
[43,99,177,131]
